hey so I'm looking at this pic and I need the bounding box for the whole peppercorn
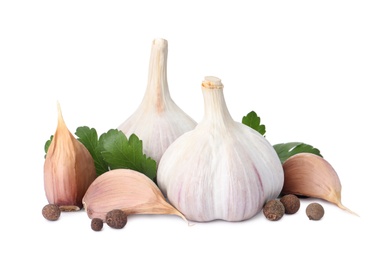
[42,204,61,221]
[280,194,300,214]
[263,199,285,221]
[306,202,324,220]
[105,209,128,229]
[91,218,104,231]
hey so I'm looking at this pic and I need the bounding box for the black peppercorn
[42,204,61,221]
[105,209,128,229]
[91,218,104,231]
[280,194,300,214]
[263,199,285,221]
[306,202,324,220]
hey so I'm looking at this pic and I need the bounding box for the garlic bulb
[117,38,197,164]
[157,76,284,222]
[44,103,96,211]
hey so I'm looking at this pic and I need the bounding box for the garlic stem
[142,38,171,113]
[201,76,235,127]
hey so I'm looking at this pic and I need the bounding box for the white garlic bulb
[157,76,284,222]
[117,38,197,164]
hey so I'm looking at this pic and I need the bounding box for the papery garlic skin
[157,76,284,222]
[44,103,96,211]
[117,38,197,164]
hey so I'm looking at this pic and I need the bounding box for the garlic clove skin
[157,76,284,222]
[44,103,96,211]
[117,38,197,164]
[82,168,187,222]
[282,152,357,215]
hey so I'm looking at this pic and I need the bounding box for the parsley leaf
[273,142,323,164]
[44,135,53,158]
[242,111,266,136]
[98,129,157,180]
[75,126,108,176]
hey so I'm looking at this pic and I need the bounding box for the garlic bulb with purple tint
[157,76,284,222]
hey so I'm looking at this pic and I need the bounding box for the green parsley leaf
[75,126,108,176]
[273,142,323,164]
[242,111,266,136]
[44,135,53,157]
[99,129,157,180]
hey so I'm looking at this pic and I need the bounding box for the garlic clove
[157,76,284,222]
[282,152,357,215]
[117,38,197,164]
[82,168,187,222]
[44,102,96,211]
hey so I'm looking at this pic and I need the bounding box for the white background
[1,1,391,259]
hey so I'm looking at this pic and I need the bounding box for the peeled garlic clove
[157,76,284,222]
[44,103,96,211]
[82,169,187,222]
[117,38,197,164]
[282,152,357,215]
